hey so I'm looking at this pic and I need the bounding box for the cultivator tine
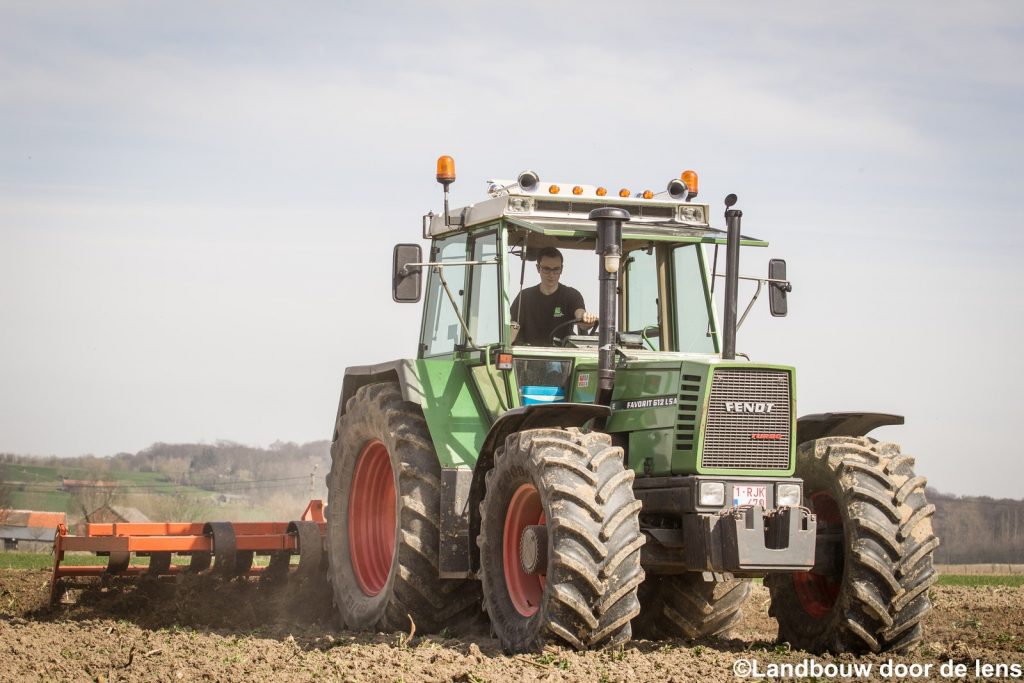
[147,552,172,575]
[289,520,325,582]
[188,550,212,573]
[263,551,292,583]
[204,522,239,577]
[106,551,131,574]
[234,551,255,575]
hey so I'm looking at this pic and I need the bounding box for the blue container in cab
[521,385,566,405]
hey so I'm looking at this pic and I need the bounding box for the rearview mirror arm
[713,273,793,330]
[737,279,763,331]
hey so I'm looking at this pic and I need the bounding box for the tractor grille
[701,369,792,471]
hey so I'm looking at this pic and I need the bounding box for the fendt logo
[724,402,775,414]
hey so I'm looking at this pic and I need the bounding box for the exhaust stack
[722,197,742,360]
[589,207,629,405]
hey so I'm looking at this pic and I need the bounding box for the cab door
[623,246,667,350]
[463,229,515,421]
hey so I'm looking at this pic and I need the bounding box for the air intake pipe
[589,207,629,405]
[721,198,742,360]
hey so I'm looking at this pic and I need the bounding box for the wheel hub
[503,483,546,617]
[519,525,548,575]
[348,440,396,597]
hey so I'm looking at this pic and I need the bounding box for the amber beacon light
[681,169,698,197]
[436,155,456,227]
[436,155,456,186]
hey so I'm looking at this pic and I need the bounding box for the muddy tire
[325,382,481,633]
[478,428,644,653]
[766,436,939,654]
[633,573,750,640]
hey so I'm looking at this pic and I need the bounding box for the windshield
[504,234,717,353]
[672,244,716,353]
[507,243,600,347]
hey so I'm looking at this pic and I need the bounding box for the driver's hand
[579,310,598,325]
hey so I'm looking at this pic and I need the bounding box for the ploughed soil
[2,568,1022,682]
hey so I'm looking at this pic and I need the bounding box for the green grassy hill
[1,461,292,523]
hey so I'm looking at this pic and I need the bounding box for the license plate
[733,485,767,508]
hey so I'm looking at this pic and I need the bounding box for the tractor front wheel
[766,436,939,654]
[325,382,480,633]
[478,428,644,653]
[633,572,750,640]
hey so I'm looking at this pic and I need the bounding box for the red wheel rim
[503,483,546,617]
[793,490,843,618]
[348,440,396,597]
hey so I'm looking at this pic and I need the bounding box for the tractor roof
[425,181,767,249]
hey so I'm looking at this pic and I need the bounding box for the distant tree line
[929,488,1024,564]
[2,448,1022,563]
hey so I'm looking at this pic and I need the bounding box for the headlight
[677,205,706,224]
[776,483,801,507]
[507,196,534,213]
[698,481,725,506]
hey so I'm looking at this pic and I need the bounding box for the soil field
[2,569,1023,682]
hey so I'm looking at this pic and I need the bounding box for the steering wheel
[549,317,598,345]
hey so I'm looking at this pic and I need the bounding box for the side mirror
[768,259,790,317]
[392,244,422,303]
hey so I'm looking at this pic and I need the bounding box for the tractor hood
[577,356,797,478]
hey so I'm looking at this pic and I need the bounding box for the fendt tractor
[325,158,938,654]
[50,157,939,657]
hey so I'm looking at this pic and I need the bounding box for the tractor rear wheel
[633,573,750,640]
[766,436,939,654]
[478,428,644,653]
[326,382,480,633]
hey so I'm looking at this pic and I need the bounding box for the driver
[510,247,598,345]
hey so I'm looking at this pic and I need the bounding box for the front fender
[796,412,904,445]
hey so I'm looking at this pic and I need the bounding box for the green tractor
[324,158,938,654]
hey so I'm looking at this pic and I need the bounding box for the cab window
[420,233,467,357]
[467,233,500,347]
[672,244,716,353]
[625,249,661,350]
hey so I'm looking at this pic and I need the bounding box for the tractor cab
[394,167,783,420]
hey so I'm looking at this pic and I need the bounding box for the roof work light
[667,178,689,200]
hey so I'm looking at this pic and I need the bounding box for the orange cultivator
[49,500,327,604]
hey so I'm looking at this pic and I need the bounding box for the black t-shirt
[510,284,585,346]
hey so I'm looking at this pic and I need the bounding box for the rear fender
[796,412,904,446]
[334,360,422,440]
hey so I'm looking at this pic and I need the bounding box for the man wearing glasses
[510,247,598,345]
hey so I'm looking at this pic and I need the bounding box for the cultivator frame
[49,500,327,604]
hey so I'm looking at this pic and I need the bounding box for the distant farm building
[73,505,151,534]
[1,510,66,550]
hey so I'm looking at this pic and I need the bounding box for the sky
[1,2,1022,498]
